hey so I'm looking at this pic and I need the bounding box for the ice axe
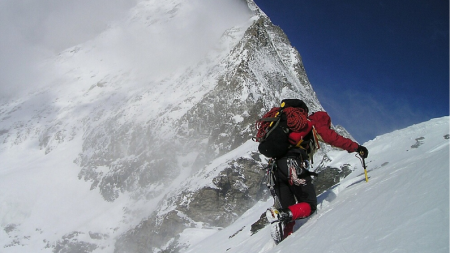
[362,156,369,182]
[357,150,369,182]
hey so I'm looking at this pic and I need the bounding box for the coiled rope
[256,107,308,141]
[284,107,308,132]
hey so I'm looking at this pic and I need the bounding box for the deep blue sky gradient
[254,0,449,143]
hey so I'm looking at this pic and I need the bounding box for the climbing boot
[266,207,292,223]
[266,207,292,244]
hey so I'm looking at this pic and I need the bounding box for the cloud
[0,0,253,100]
[0,0,138,99]
[92,0,252,82]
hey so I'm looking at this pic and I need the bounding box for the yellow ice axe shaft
[362,156,369,182]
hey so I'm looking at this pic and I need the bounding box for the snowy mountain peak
[1,1,324,251]
[3,1,446,253]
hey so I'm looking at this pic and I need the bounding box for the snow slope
[183,116,449,253]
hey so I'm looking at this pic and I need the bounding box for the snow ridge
[184,116,449,253]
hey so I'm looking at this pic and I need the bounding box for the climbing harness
[287,158,307,186]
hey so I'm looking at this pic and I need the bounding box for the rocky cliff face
[112,2,351,252]
[74,0,324,209]
[115,151,268,253]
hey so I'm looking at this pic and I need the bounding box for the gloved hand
[356,145,369,158]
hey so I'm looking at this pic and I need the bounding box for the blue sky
[254,0,449,144]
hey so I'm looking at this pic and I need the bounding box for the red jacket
[289,111,359,153]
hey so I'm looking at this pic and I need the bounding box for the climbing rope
[283,107,308,132]
[255,107,308,141]
[255,107,280,141]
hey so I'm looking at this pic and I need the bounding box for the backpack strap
[259,117,280,122]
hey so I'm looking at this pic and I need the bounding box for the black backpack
[255,99,309,159]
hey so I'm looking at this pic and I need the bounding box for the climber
[259,99,369,244]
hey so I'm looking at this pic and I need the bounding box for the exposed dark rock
[181,157,267,227]
[53,232,97,253]
[115,156,268,253]
[411,137,425,148]
[313,165,352,195]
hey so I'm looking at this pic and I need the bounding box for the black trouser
[274,155,317,213]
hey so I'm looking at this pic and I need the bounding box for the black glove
[356,145,369,158]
